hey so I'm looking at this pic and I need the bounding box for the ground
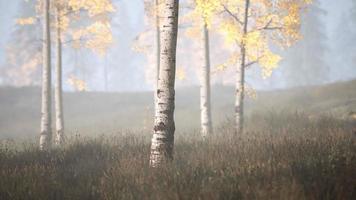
[0,80,355,199]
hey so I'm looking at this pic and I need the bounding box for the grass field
[0,79,355,139]
[0,113,355,199]
[0,80,355,199]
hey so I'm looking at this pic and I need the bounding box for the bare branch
[222,5,243,25]
[62,37,86,45]
[245,55,264,68]
[245,60,257,68]
[255,18,283,31]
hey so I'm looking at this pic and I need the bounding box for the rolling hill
[0,79,355,139]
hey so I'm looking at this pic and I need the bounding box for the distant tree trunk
[154,0,161,117]
[39,0,52,150]
[149,0,179,167]
[200,23,212,137]
[55,7,65,146]
[235,0,249,135]
[104,55,108,91]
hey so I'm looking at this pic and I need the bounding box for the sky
[0,0,355,91]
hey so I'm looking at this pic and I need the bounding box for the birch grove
[39,0,115,148]
[8,0,311,154]
[149,0,179,167]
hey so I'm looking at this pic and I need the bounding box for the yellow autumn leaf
[16,17,35,25]
[67,74,88,91]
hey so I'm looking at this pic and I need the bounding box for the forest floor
[0,113,355,200]
[0,80,355,199]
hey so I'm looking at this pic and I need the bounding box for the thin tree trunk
[104,55,108,91]
[235,0,249,135]
[39,0,52,150]
[200,23,212,137]
[149,0,179,167]
[55,7,65,146]
[154,0,161,117]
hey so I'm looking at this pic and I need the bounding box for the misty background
[0,0,355,92]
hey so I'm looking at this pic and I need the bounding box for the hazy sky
[0,0,355,91]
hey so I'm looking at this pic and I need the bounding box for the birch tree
[15,0,114,148]
[179,0,220,137]
[154,0,162,118]
[200,24,213,137]
[153,0,161,116]
[54,2,65,145]
[219,0,311,135]
[193,0,220,137]
[39,0,52,150]
[149,0,179,167]
[54,0,114,144]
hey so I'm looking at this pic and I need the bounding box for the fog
[0,0,355,92]
[0,1,355,198]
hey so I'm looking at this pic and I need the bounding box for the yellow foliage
[218,0,311,78]
[70,21,113,55]
[194,0,221,28]
[183,0,221,40]
[58,15,70,31]
[67,74,88,91]
[259,51,281,78]
[85,21,113,56]
[219,20,241,45]
[68,0,115,17]
[16,17,35,25]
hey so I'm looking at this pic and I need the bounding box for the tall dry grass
[0,112,355,200]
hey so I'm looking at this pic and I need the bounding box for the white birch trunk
[235,0,249,135]
[200,23,212,137]
[154,0,161,117]
[55,7,65,146]
[149,0,179,167]
[39,0,52,150]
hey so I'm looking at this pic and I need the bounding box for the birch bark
[39,0,52,150]
[149,0,179,167]
[200,23,212,137]
[154,0,161,117]
[55,7,65,146]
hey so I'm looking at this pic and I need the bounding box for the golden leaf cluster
[218,0,311,78]
[68,0,115,16]
[195,0,221,28]
[67,74,88,91]
[71,21,113,56]
[85,21,113,56]
[16,17,35,25]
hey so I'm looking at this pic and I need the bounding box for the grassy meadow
[0,80,355,199]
